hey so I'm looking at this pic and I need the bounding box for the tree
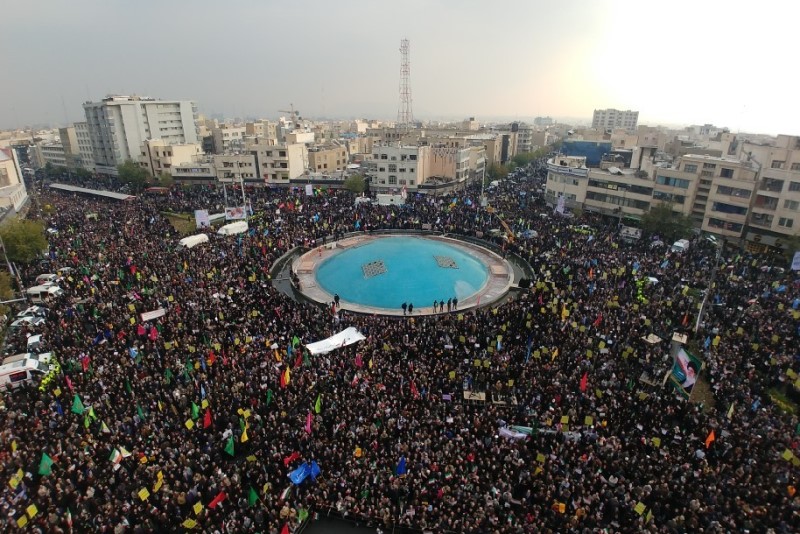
[778,233,800,264]
[75,168,92,180]
[634,170,649,179]
[641,203,694,242]
[158,172,175,188]
[486,163,509,181]
[117,160,149,193]
[0,219,48,264]
[0,271,15,317]
[343,174,366,194]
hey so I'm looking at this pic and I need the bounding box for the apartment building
[0,148,29,213]
[83,95,199,175]
[245,120,277,140]
[170,160,216,186]
[74,122,95,172]
[592,109,639,133]
[308,145,348,173]
[249,142,306,185]
[212,154,258,185]
[211,125,246,154]
[58,127,82,169]
[139,139,202,177]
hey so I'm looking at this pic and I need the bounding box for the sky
[1,0,798,135]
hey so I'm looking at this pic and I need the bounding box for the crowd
[0,172,798,533]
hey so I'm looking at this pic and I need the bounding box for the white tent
[305,327,366,355]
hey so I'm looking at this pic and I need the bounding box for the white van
[178,233,210,250]
[0,358,49,390]
[27,335,44,353]
[26,285,64,304]
[35,273,59,285]
[217,221,249,236]
[3,352,55,368]
[671,239,691,253]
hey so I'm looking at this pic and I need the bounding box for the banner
[305,184,314,197]
[305,327,366,355]
[141,308,167,322]
[792,251,800,271]
[194,210,210,229]
[669,347,703,399]
[556,194,565,214]
[225,206,246,221]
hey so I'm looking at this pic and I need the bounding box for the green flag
[239,417,246,431]
[224,435,235,456]
[292,336,300,348]
[125,379,132,393]
[88,407,97,421]
[191,402,200,420]
[38,452,54,475]
[298,508,309,523]
[164,369,173,384]
[266,389,273,406]
[314,394,322,414]
[71,395,85,415]
[137,404,146,420]
[84,415,91,428]
[248,486,259,507]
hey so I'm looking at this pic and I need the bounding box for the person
[447,298,452,312]
[407,303,413,314]
[452,297,458,310]
[334,293,340,308]
[432,300,438,313]
[401,302,407,315]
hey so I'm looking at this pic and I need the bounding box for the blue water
[315,237,489,310]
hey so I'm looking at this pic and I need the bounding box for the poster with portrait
[194,210,210,229]
[670,347,703,399]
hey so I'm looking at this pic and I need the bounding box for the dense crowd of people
[0,171,798,533]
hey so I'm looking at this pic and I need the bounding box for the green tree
[343,174,366,194]
[75,168,92,180]
[641,203,694,242]
[0,271,15,317]
[778,233,800,264]
[158,172,175,188]
[0,219,48,264]
[487,163,509,181]
[117,160,149,193]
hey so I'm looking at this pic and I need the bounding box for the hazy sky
[1,0,798,135]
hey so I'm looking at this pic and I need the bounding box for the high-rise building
[592,109,639,133]
[0,148,29,214]
[83,95,199,175]
[74,122,95,172]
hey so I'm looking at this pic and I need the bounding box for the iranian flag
[109,448,122,464]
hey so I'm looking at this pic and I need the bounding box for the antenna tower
[397,39,414,132]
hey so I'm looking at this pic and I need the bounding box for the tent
[305,327,366,355]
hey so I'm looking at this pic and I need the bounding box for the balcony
[753,195,778,211]
[749,213,774,228]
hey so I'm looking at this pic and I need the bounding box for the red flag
[294,353,303,369]
[203,408,212,429]
[705,429,715,449]
[208,351,217,366]
[588,267,594,280]
[281,524,289,534]
[283,451,300,467]
[592,313,603,327]
[305,411,312,434]
[65,375,74,393]
[354,353,363,368]
[280,367,290,389]
[579,372,588,393]
[148,328,158,341]
[682,313,689,326]
[137,324,145,336]
[410,381,420,399]
[208,491,227,509]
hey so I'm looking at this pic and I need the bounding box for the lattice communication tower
[397,39,414,132]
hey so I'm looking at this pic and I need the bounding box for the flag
[248,486,259,507]
[88,407,97,420]
[705,429,716,449]
[726,402,735,420]
[310,460,320,480]
[283,451,301,467]
[65,508,72,528]
[203,408,212,429]
[314,394,322,414]
[137,404,146,420]
[410,381,420,399]
[396,456,407,476]
[101,421,111,434]
[241,426,249,443]
[305,411,313,434]
[208,491,227,509]
[280,367,290,388]
[580,372,588,393]
[119,446,132,458]
[39,452,55,475]
[71,395,85,415]
[266,389,274,406]
[224,435,235,456]
[298,508,309,523]
[191,402,199,420]
[281,524,290,534]
[11,440,17,453]
[292,335,300,347]
[289,463,311,485]
[280,486,292,500]
[110,448,122,464]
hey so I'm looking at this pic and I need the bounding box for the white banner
[194,209,210,229]
[556,194,565,214]
[305,327,366,355]
[792,250,800,271]
[140,308,166,322]
[305,184,314,197]
[225,206,246,220]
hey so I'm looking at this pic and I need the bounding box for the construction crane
[278,104,301,129]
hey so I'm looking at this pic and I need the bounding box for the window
[719,168,734,178]
[791,163,800,171]
[707,218,743,233]
[381,154,388,160]
[409,180,415,185]
[399,179,406,185]
[778,217,794,228]
[789,182,800,192]
[655,175,690,189]
[701,170,714,177]
[279,151,286,157]
[784,199,799,211]
[711,202,747,216]
[388,164,397,172]
[379,167,385,172]
[388,175,397,185]
[771,160,785,169]
[683,164,698,173]
[761,178,784,192]
[409,155,417,161]
[9,371,28,383]
[399,168,406,173]
[703,163,716,169]
[653,191,685,204]
[716,185,751,199]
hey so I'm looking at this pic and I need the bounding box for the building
[534,116,554,127]
[250,142,306,186]
[592,109,639,133]
[513,122,534,154]
[210,125,246,154]
[170,160,216,186]
[30,142,68,169]
[308,145,349,173]
[74,122,95,172]
[212,154,258,186]
[0,148,29,214]
[83,95,199,175]
[245,120,277,140]
[139,139,202,177]
[57,127,82,169]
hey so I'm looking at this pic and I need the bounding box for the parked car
[16,306,48,319]
[9,316,46,330]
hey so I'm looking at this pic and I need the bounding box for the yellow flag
[241,427,249,443]
[193,502,203,515]
[11,440,17,453]
[138,488,150,501]
[182,518,197,529]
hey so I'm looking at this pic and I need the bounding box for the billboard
[225,206,247,221]
[194,210,210,229]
